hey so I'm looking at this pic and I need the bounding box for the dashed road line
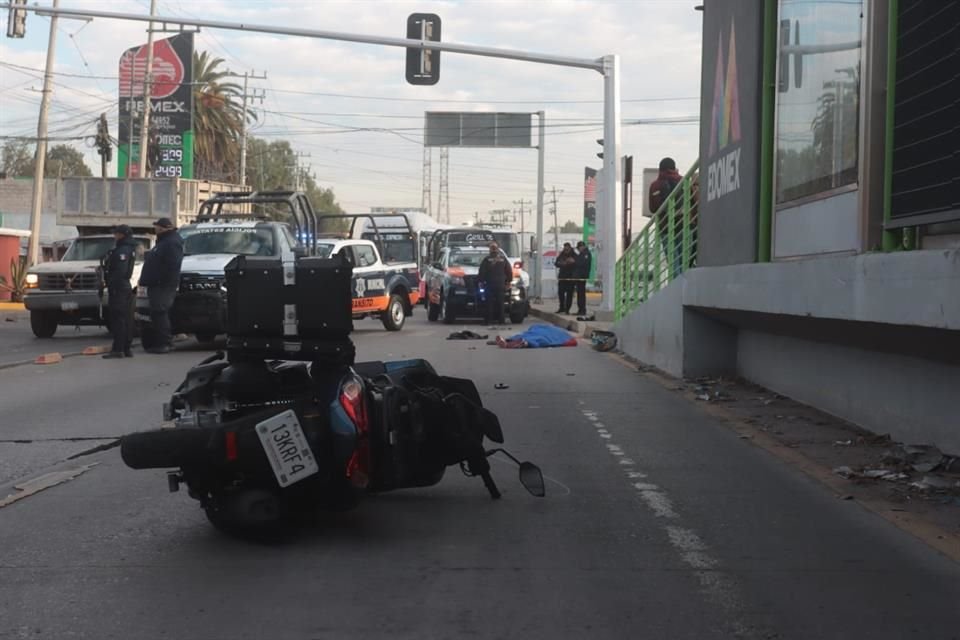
[580,406,758,638]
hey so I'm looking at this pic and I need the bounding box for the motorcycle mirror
[519,462,546,497]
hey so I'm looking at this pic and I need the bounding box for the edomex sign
[697,0,763,267]
[118,32,195,179]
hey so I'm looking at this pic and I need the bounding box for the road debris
[447,330,488,340]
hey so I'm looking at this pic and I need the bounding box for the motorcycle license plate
[255,410,319,487]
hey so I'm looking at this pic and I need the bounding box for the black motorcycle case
[224,254,354,363]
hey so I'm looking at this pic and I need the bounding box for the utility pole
[548,187,563,253]
[136,0,157,177]
[95,113,112,178]
[291,151,311,190]
[26,0,59,267]
[513,198,531,253]
[234,70,266,186]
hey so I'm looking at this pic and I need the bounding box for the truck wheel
[427,300,440,322]
[30,311,58,338]
[441,293,456,325]
[380,294,406,331]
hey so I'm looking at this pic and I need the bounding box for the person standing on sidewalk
[138,217,183,354]
[554,243,577,314]
[101,225,137,359]
[574,241,592,317]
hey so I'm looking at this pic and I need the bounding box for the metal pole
[599,55,622,313]
[137,0,157,176]
[551,187,561,252]
[0,3,603,72]
[26,0,59,267]
[239,71,249,185]
[534,110,545,301]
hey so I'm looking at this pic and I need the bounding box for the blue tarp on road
[499,324,578,349]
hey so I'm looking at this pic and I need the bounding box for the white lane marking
[581,406,750,636]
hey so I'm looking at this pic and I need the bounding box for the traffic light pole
[600,55,622,313]
[4,2,623,308]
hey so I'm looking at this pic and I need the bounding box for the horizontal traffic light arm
[0,2,605,72]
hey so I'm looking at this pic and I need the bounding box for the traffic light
[596,139,604,160]
[405,13,441,86]
[6,0,27,38]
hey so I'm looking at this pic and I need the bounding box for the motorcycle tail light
[340,375,370,488]
[224,431,238,462]
[339,377,367,432]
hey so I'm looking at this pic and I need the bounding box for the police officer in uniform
[101,225,137,359]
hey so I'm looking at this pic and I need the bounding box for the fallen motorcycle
[119,249,543,536]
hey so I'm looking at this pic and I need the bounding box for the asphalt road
[1,314,959,640]
[0,310,113,367]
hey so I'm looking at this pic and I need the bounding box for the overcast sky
[1,0,703,227]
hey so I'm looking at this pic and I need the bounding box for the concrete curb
[527,306,614,338]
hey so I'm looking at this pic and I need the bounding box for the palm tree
[192,51,256,182]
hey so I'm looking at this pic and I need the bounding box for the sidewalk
[527,295,615,338]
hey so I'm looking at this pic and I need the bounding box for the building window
[775,0,863,205]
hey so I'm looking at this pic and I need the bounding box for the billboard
[697,0,763,266]
[424,112,532,148]
[118,32,194,179]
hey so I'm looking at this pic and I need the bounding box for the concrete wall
[0,179,74,245]
[612,249,960,452]
[616,278,685,377]
[738,330,960,453]
[686,249,960,330]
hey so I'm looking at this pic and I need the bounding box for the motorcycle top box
[224,253,355,362]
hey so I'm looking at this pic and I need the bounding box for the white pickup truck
[22,176,243,339]
[23,233,153,338]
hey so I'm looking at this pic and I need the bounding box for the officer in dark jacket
[138,217,183,353]
[554,243,577,314]
[479,242,513,324]
[573,241,592,317]
[101,225,137,359]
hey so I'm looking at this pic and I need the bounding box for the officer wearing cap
[138,217,184,353]
[101,225,137,359]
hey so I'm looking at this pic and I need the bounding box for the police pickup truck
[312,237,420,331]
[423,245,527,324]
[136,218,300,344]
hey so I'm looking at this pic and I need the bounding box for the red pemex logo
[119,37,185,99]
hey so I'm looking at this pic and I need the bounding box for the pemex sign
[117,32,194,179]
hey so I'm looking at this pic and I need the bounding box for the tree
[244,136,345,224]
[193,50,256,182]
[46,145,92,177]
[0,141,91,178]
[549,220,583,234]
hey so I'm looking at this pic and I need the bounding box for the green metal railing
[614,160,699,321]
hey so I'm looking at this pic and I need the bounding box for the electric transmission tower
[421,146,432,217]
[438,147,450,223]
